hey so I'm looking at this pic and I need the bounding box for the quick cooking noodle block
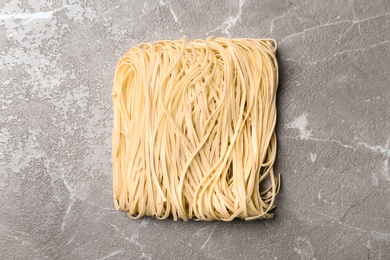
[112,37,280,221]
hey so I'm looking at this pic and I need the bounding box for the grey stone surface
[1,0,389,259]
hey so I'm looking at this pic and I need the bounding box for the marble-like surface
[1,0,389,259]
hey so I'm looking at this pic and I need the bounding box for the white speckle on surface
[98,250,123,260]
[382,158,390,181]
[287,113,312,140]
[206,0,246,37]
[140,218,150,227]
[110,224,119,232]
[141,252,152,260]
[61,199,75,231]
[142,2,150,14]
[371,174,379,186]
[64,1,97,23]
[367,240,372,249]
[199,226,217,249]
[358,140,390,181]
[0,11,53,20]
[294,237,315,260]
[158,0,184,36]
[310,152,317,162]
[221,0,245,36]
[159,0,178,23]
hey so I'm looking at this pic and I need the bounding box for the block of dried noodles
[112,37,280,221]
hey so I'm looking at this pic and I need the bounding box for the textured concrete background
[1,0,389,259]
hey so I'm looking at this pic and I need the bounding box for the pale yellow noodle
[112,37,280,221]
